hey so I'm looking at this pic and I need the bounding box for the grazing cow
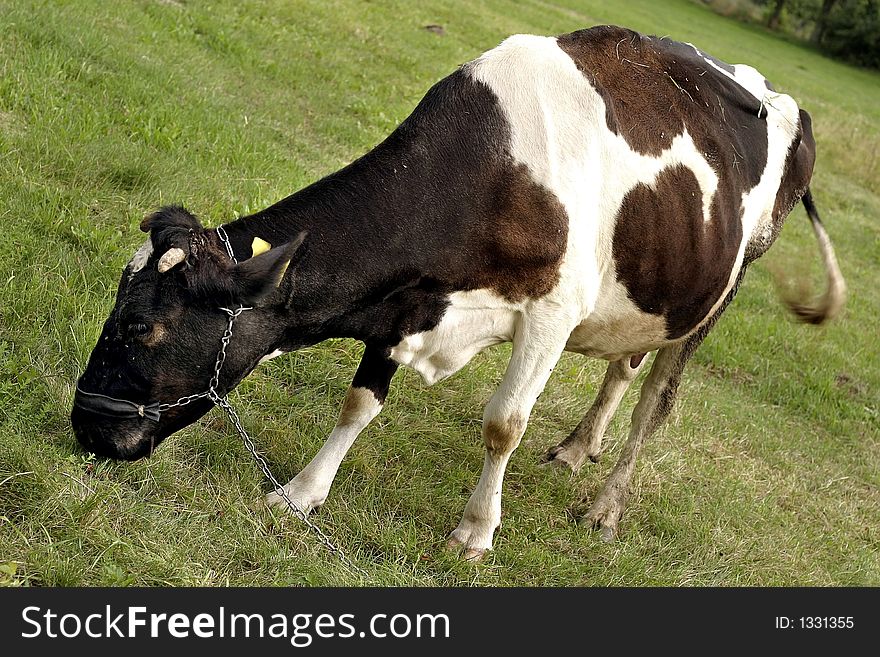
[72,25,845,558]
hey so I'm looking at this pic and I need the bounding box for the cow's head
[71,206,305,460]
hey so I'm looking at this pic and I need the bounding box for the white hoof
[265,480,328,516]
[446,516,497,561]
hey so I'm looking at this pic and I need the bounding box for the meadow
[0,0,877,586]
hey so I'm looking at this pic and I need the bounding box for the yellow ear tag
[251,237,272,257]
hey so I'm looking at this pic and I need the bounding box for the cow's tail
[781,188,846,324]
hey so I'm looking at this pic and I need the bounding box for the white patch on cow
[259,349,286,364]
[267,387,382,514]
[390,289,518,385]
[698,51,736,82]
[128,239,153,280]
[565,282,669,360]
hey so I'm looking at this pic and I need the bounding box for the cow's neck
[219,139,445,349]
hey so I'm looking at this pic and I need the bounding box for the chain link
[158,392,209,412]
[209,308,368,580]
[211,306,252,391]
[215,225,237,263]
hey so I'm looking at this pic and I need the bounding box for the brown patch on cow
[558,28,684,156]
[337,387,376,426]
[557,26,768,190]
[483,414,526,454]
[612,164,742,339]
[143,323,167,347]
[469,162,568,302]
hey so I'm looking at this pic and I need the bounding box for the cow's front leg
[448,313,574,560]
[267,345,397,514]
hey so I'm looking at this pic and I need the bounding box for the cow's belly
[565,313,668,361]
[389,290,517,385]
[390,282,678,386]
[561,275,670,360]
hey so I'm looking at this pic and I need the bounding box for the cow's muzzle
[70,402,157,461]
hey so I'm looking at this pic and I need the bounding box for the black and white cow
[72,26,845,558]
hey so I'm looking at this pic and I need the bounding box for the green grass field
[1,0,877,586]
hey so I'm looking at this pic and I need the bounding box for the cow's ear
[227,232,307,304]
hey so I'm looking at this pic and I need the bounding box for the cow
[71,25,845,559]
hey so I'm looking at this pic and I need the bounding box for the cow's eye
[126,322,151,339]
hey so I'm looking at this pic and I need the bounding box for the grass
[0,0,877,586]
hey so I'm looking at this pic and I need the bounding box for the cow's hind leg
[584,295,736,541]
[267,346,397,514]
[543,355,647,470]
[448,312,574,560]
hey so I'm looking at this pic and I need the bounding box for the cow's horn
[157,247,186,273]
